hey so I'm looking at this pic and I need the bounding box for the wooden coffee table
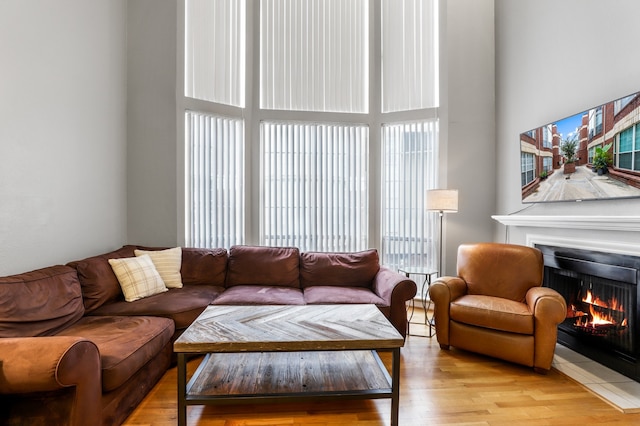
[174,304,404,426]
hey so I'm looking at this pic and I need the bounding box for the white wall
[495,0,640,245]
[440,0,496,275]
[0,0,128,275]
[126,0,178,246]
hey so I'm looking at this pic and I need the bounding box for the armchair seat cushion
[450,294,534,334]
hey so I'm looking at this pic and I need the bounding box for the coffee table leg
[391,347,400,426]
[177,353,187,426]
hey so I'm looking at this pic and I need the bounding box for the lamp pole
[438,210,444,277]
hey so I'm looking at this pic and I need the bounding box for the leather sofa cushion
[88,284,224,332]
[0,265,85,337]
[58,315,174,392]
[67,245,137,312]
[181,247,227,286]
[300,250,379,289]
[303,286,387,307]
[134,246,228,286]
[450,294,534,334]
[226,245,300,288]
[212,285,305,305]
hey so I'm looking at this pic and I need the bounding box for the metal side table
[399,267,438,337]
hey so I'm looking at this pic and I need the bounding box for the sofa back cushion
[67,245,137,312]
[136,246,228,286]
[457,243,543,303]
[181,247,228,286]
[0,265,85,337]
[226,245,300,288]
[300,249,380,289]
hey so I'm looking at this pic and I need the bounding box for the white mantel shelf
[492,215,640,232]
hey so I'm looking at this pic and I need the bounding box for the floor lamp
[426,189,458,277]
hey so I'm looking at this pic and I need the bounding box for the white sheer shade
[382,0,439,112]
[186,111,245,248]
[382,121,439,271]
[185,0,245,107]
[260,0,369,113]
[261,121,369,251]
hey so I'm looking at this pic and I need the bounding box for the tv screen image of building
[520,91,640,203]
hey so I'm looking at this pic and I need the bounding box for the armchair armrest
[372,267,417,338]
[526,287,567,324]
[429,276,468,347]
[526,286,568,371]
[0,336,102,426]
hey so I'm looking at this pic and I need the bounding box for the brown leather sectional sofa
[0,244,416,426]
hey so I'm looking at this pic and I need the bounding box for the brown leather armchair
[429,243,567,373]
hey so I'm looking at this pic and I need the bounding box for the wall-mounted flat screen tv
[520,90,640,203]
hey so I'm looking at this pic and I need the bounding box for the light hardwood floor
[123,310,640,425]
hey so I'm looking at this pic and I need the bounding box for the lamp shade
[426,189,458,213]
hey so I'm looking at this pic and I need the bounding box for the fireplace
[537,244,640,382]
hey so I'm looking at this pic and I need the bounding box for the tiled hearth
[553,344,640,413]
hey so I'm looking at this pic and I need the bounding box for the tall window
[261,122,368,251]
[183,0,439,268]
[542,125,552,149]
[380,0,439,271]
[184,0,247,247]
[521,152,535,186]
[588,107,603,139]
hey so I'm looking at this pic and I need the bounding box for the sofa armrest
[429,276,468,347]
[372,267,415,302]
[372,267,417,338]
[526,286,567,370]
[0,336,102,426]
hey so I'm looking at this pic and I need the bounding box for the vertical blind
[261,121,369,251]
[381,0,438,112]
[260,0,368,113]
[186,111,245,248]
[381,120,438,272]
[185,0,245,107]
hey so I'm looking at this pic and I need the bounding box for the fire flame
[588,304,614,326]
[575,290,625,329]
[582,290,622,311]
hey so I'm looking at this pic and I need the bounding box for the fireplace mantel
[492,215,640,232]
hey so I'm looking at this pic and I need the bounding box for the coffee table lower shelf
[179,350,396,422]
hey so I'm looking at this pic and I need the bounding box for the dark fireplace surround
[538,244,640,382]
